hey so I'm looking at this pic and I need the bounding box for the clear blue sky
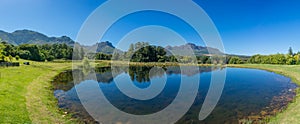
[0,0,299,55]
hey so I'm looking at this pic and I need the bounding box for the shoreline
[57,62,300,123]
[2,60,298,123]
[227,64,300,123]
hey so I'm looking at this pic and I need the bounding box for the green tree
[198,56,210,64]
[15,55,20,61]
[168,55,178,62]
[248,54,262,64]
[80,47,85,60]
[229,56,242,64]
[125,44,135,60]
[130,43,167,62]
[95,53,112,60]
[18,44,44,61]
[0,55,4,62]
[8,55,13,62]
[294,54,300,65]
[286,56,296,65]
[288,47,294,56]
[0,42,5,61]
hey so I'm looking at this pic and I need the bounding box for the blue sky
[0,0,299,55]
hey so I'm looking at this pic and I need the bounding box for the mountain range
[84,41,117,54]
[0,30,75,46]
[0,29,224,56]
[165,43,223,56]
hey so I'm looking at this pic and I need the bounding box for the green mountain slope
[0,30,74,46]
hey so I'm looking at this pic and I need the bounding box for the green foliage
[286,56,297,65]
[0,42,74,61]
[295,54,300,65]
[0,41,16,62]
[288,47,294,56]
[1,42,16,56]
[39,43,73,60]
[95,52,112,60]
[19,44,44,61]
[0,55,3,62]
[8,55,13,62]
[131,45,166,62]
[15,55,20,61]
[0,42,4,62]
[197,56,211,64]
[168,55,178,62]
[229,56,242,64]
[248,53,300,65]
[120,42,167,62]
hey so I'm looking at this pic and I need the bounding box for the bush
[229,57,242,64]
[15,55,20,61]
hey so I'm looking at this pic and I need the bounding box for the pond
[52,66,297,124]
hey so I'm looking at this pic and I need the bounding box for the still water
[53,66,296,124]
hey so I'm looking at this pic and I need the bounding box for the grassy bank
[228,64,300,123]
[0,60,77,123]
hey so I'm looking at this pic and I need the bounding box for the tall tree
[126,43,135,60]
[288,47,294,56]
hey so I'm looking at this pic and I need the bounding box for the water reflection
[52,66,296,124]
[53,66,217,91]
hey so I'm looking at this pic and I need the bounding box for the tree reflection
[128,66,166,82]
[52,69,83,91]
[52,66,219,91]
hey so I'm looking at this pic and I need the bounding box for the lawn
[0,60,76,123]
[228,64,300,124]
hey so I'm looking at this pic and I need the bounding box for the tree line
[1,39,299,65]
[95,42,300,65]
[95,42,171,62]
[97,42,218,64]
[227,47,300,65]
[247,48,300,65]
[0,41,80,62]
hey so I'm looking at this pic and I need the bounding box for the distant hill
[0,29,75,46]
[94,41,116,54]
[165,43,224,56]
[83,41,124,54]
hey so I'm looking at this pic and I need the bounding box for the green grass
[0,60,77,123]
[228,64,300,124]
